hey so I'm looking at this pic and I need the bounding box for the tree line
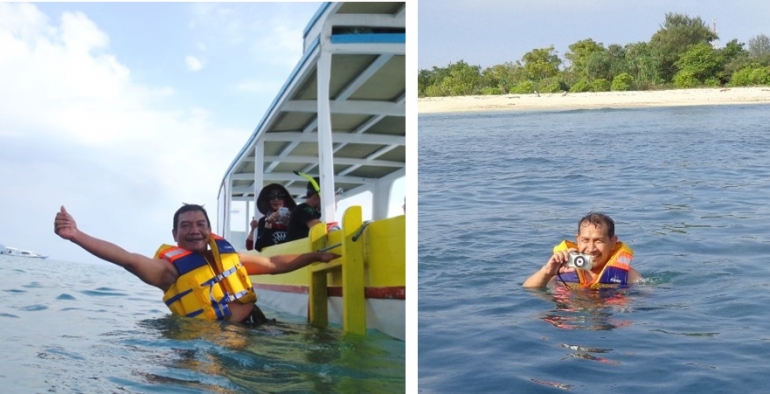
[419,13,770,97]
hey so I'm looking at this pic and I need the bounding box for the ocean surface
[0,256,404,393]
[418,104,770,393]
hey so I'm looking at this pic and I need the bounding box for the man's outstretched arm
[54,206,176,290]
[239,251,340,275]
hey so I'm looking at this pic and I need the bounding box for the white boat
[0,244,48,259]
[216,2,406,340]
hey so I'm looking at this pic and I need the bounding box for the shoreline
[417,87,770,114]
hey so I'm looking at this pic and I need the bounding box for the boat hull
[254,285,405,340]
[247,212,405,340]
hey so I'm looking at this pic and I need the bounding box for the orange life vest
[154,234,257,320]
[554,240,633,289]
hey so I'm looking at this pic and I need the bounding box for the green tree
[565,39,605,78]
[417,61,482,97]
[672,70,699,88]
[719,39,750,84]
[585,50,613,81]
[480,64,508,93]
[510,80,535,94]
[418,65,452,97]
[721,39,748,62]
[748,34,770,58]
[749,67,770,84]
[522,46,562,81]
[625,41,663,89]
[730,66,770,86]
[424,83,448,97]
[418,68,439,97]
[611,73,634,91]
[748,34,770,66]
[536,77,564,93]
[607,44,630,77]
[560,69,580,89]
[452,60,482,95]
[478,87,503,95]
[591,78,611,92]
[569,79,591,93]
[649,13,718,83]
[673,42,724,85]
[480,62,528,93]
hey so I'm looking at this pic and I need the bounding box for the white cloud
[0,3,251,262]
[59,10,109,53]
[185,55,203,71]
[252,15,307,68]
[235,78,283,94]
[186,3,311,68]
[0,5,169,147]
[0,3,51,41]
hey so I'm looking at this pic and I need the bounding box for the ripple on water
[38,345,86,361]
[2,256,404,392]
[20,304,48,312]
[419,105,770,393]
[80,288,128,297]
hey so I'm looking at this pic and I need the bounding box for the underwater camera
[567,252,593,270]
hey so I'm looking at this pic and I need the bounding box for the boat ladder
[308,205,367,335]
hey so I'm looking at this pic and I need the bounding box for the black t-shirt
[287,203,321,241]
[253,216,289,251]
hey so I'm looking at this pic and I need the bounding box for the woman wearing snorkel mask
[246,184,297,251]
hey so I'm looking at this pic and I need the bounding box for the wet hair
[577,212,615,238]
[173,204,211,231]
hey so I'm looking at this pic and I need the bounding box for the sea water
[0,256,404,393]
[418,104,770,393]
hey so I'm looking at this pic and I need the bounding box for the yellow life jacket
[154,234,257,320]
[553,240,633,289]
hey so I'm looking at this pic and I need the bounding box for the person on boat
[245,183,297,251]
[522,212,642,289]
[286,177,323,242]
[53,204,339,325]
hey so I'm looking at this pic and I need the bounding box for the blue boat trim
[331,33,406,44]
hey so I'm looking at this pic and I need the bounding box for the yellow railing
[307,206,366,335]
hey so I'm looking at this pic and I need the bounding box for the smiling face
[575,221,618,270]
[267,189,286,212]
[173,210,211,253]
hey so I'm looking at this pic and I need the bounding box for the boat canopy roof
[218,2,405,226]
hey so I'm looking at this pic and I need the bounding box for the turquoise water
[0,256,404,393]
[418,104,770,392]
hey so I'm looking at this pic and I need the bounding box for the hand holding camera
[566,252,593,270]
[278,207,290,224]
[267,207,290,225]
[541,249,594,277]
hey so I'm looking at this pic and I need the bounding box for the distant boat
[0,244,48,259]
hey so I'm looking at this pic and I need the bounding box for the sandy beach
[418,87,770,114]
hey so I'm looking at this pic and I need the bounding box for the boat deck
[217,2,406,234]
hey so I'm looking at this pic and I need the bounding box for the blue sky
[0,2,406,264]
[419,0,770,69]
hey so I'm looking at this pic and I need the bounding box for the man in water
[53,204,339,324]
[523,212,642,288]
